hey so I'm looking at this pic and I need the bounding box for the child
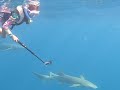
[0,0,40,42]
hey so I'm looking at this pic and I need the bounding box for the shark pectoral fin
[70,84,81,87]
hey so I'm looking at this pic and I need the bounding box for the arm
[2,16,19,42]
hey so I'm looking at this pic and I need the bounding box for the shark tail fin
[32,72,42,78]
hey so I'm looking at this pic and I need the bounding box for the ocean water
[0,0,120,90]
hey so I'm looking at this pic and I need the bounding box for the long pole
[17,40,52,65]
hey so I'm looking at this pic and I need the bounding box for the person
[0,0,40,42]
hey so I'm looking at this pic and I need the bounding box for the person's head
[25,0,40,17]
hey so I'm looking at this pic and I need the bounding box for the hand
[11,35,19,42]
[28,19,33,23]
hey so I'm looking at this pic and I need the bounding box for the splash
[0,0,11,13]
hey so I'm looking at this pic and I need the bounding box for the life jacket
[12,5,31,25]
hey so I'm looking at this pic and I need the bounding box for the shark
[33,72,98,89]
[49,72,98,89]
[0,43,23,51]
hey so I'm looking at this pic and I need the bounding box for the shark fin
[49,72,58,77]
[80,75,85,80]
[70,84,81,87]
[0,47,12,51]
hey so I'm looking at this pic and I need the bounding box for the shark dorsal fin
[80,75,85,80]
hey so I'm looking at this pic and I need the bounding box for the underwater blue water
[0,0,120,90]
